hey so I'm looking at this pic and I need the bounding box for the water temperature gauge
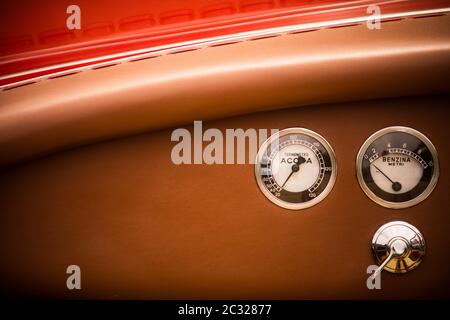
[357,126,439,209]
[255,128,337,210]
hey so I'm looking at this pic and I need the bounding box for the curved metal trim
[1,7,449,90]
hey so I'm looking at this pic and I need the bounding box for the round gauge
[255,128,337,210]
[356,126,439,209]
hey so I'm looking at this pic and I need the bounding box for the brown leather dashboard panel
[0,96,449,299]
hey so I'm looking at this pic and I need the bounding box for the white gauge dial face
[357,126,439,209]
[370,153,423,194]
[271,144,320,193]
[255,128,337,210]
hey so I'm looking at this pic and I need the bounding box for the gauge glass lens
[356,126,439,209]
[255,128,337,210]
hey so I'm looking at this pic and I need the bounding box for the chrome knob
[371,221,425,280]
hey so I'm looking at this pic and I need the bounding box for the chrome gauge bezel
[356,126,439,209]
[255,128,338,210]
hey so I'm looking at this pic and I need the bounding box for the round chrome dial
[372,221,426,274]
[255,128,337,210]
[357,126,439,209]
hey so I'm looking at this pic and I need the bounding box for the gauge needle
[372,164,402,192]
[281,156,306,188]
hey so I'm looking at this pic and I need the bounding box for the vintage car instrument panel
[255,126,438,277]
[255,126,439,210]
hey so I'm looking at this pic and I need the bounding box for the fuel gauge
[356,126,439,209]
